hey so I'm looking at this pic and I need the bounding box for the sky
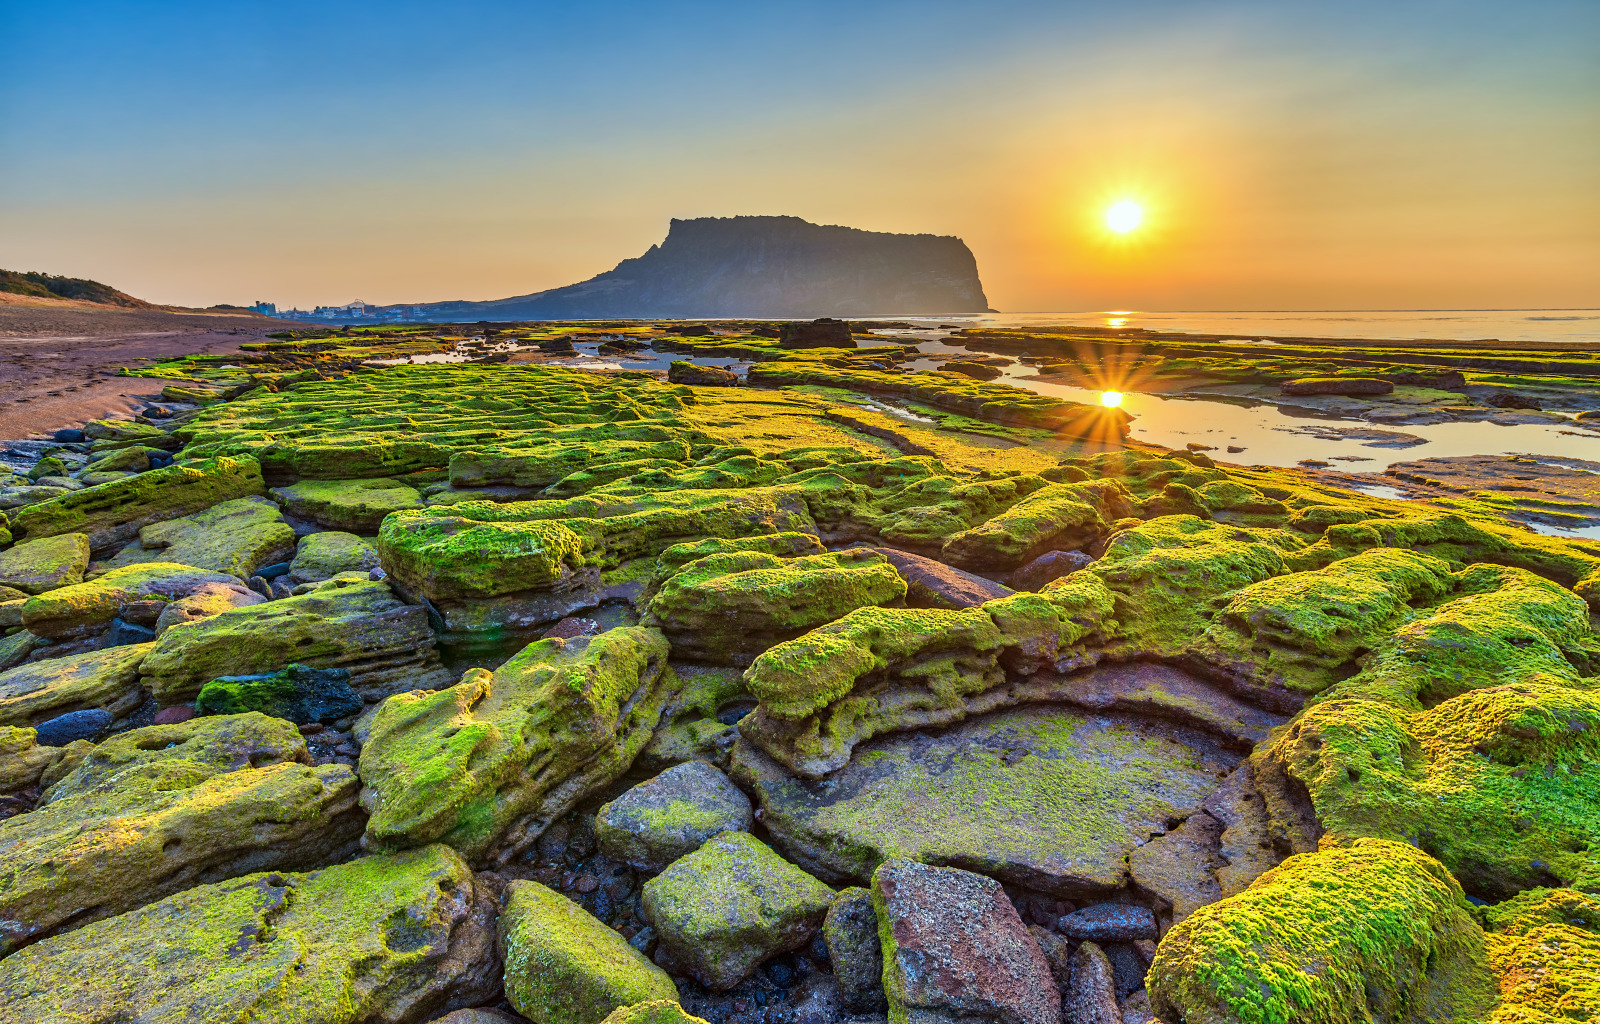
[1,0,1596,312]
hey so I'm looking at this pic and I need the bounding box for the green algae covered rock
[290,530,382,582]
[599,1001,710,1024]
[19,562,242,639]
[641,830,835,990]
[499,880,679,1024]
[451,438,694,489]
[103,494,297,578]
[644,548,906,664]
[358,627,675,864]
[0,725,72,797]
[271,477,425,532]
[595,760,754,871]
[0,533,90,594]
[139,577,449,704]
[0,844,501,1023]
[0,641,153,727]
[8,455,266,552]
[1482,888,1600,1021]
[378,512,590,602]
[650,531,826,589]
[939,479,1134,571]
[737,575,1123,777]
[195,663,364,725]
[734,694,1246,896]
[1200,548,1597,707]
[0,712,364,954]
[1147,839,1497,1024]
[83,416,178,450]
[1255,679,1600,898]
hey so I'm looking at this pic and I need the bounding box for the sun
[1100,391,1124,408]
[1105,200,1142,234]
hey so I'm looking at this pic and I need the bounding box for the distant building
[251,301,277,315]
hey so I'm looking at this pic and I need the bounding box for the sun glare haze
[1105,201,1143,234]
[1100,391,1125,408]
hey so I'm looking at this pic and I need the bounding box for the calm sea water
[918,309,1600,346]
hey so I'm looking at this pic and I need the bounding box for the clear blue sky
[2,1,1595,309]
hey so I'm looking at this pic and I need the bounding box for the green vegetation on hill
[0,268,154,308]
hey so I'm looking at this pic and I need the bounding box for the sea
[937,309,1600,346]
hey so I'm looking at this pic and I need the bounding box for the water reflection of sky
[368,330,1599,483]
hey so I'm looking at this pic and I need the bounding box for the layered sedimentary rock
[139,576,449,703]
[0,845,501,1023]
[0,713,363,953]
[358,627,675,863]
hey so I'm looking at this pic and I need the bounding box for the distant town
[252,300,435,323]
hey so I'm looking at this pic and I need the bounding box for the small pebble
[574,874,599,894]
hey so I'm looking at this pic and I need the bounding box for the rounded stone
[34,708,113,747]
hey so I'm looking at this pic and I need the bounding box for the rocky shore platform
[1,320,1598,1023]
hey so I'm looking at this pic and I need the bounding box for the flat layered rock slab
[734,703,1241,898]
[1048,661,1288,747]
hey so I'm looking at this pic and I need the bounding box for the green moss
[599,1000,710,1024]
[269,477,424,532]
[1255,679,1600,898]
[1146,839,1497,1024]
[9,456,266,551]
[641,830,835,990]
[0,844,493,1021]
[499,880,678,1024]
[645,548,907,664]
[138,578,447,703]
[1481,888,1600,1022]
[0,533,91,594]
[939,479,1133,569]
[104,495,296,578]
[378,512,589,601]
[357,627,674,863]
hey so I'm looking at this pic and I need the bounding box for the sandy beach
[0,296,292,438]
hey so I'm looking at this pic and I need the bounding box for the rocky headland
[406,217,993,319]
[1,318,1597,1023]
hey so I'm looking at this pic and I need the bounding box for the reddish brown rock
[872,859,1058,1024]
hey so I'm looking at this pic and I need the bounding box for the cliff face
[454,216,992,319]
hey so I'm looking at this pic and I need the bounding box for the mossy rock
[451,438,695,489]
[1255,679,1600,898]
[0,641,153,727]
[599,1001,710,1024]
[1147,839,1497,1023]
[595,760,754,871]
[8,455,266,553]
[644,548,906,665]
[19,561,241,640]
[939,479,1134,571]
[80,444,165,475]
[0,712,363,954]
[641,830,835,990]
[1482,888,1600,1021]
[139,577,449,705]
[103,495,297,578]
[0,725,72,796]
[83,417,178,450]
[358,627,675,864]
[737,577,1122,777]
[734,695,1245,897]
[289,530,381,582]
[499,880,679,1024]
[270,477,425,532]
[0,844,501,1022]
[0,533,90,595]
[196,663,363,725]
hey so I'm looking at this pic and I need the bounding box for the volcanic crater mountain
[417,216,993,320]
